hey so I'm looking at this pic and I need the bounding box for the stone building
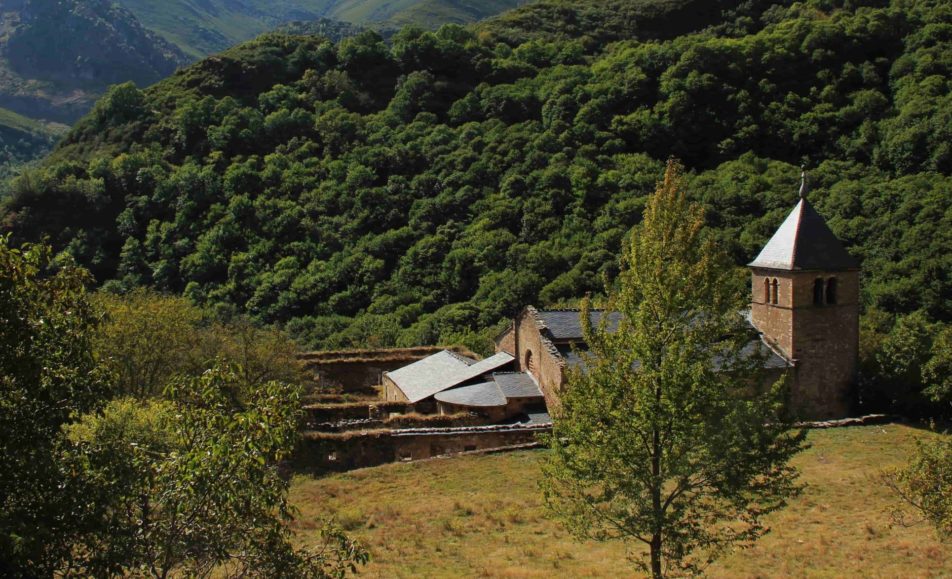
[381,350,547,421]
[748,183,860,418]
[493,180,859,420]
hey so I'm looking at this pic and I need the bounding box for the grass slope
[0,107,66,136]
[291,424,951,577]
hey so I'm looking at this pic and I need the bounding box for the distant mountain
[0,0,187,178]
[276,18,366,43]
[0,0,188,124]
[116,0,524,58]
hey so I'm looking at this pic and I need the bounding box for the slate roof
[385,351,515,404]
[536,310,623,341]
[434,382,507,407]
[749,199,859,271]
[493,372,544,398]
[555,329,790,371]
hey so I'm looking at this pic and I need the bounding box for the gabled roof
[384,350,515,404]
[553,321,791,371]
[749,199,859,271]
[535,309,622,341]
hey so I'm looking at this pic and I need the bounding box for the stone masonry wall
[505,309,565,411]
[295,424,551,474]
[750,269,859,419]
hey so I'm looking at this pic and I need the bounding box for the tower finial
[799,166,809,199]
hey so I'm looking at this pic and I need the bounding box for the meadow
[291,424,951,578]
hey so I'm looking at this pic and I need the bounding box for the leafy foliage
[0,236,113,574]
[884,435,952,541]
[0,238,366,576]
[93,289,306,398]
[541,162,807,577]
[2,0,950,410]
[63,367,368,577]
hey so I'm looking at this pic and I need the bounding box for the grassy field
[291,423,951,578]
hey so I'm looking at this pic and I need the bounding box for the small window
[524,350,535,373]
[813,278,824,306]
[763,278,771,303]
[464,445,477,452]
[771,279,779,305]
[826,277,838,305]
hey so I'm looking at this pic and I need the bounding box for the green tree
[0,237,112,575]
[883,323,952,541]
[883,433,952,540]
[94,289,306,398]
[63,365,368,577]
[541,161,807,577]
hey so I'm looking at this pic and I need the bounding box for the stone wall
[303,401,412,428]
[501,308,566,411]
[295,423,551,474]
[750,268,859,419]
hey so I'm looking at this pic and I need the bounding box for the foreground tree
[64,365,368,578]
[541,161,807,577]
[0,238,365,577]
[884,332,952,540]
[0,237,112,574]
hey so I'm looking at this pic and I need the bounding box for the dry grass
[290,424,951,578]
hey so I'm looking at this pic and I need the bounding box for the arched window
[524,350,535,374]
[771,279,779,305]
[763,278,771,303]
[813,278,825,306]
[826,277,838,305]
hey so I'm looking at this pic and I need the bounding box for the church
[385,178,860,421]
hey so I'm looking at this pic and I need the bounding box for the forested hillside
[2,0,949,391]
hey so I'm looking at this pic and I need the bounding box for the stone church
[384,177,859,421]
[494,180,860,420]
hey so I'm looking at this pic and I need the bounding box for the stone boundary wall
[295,423,552,474]
[302,401,412,427]
[300,346,479,395]
[796,414,898,429]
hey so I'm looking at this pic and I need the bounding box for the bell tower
[749,171,860,419]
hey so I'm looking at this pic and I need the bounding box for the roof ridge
[444,349,477,365]
[789,199,806,269]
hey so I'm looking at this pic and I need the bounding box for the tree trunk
[650,533,663,579]
[651,419,663,579]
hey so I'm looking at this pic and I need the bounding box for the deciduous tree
[541,161,807,577]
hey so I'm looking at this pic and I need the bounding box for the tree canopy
[541,161,807,577]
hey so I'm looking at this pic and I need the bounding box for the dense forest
[2,0,950,409]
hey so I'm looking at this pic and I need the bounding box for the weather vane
[799,166,809,199]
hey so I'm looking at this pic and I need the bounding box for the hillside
[0,107,67,183]
[291,425,951,576]
[116,0,524,58]
[2,0,949,363]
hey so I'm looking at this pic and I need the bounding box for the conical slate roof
[749,199,859,271]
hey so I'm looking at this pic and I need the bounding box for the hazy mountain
[116,0,524,58]
[0,0,188,124]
